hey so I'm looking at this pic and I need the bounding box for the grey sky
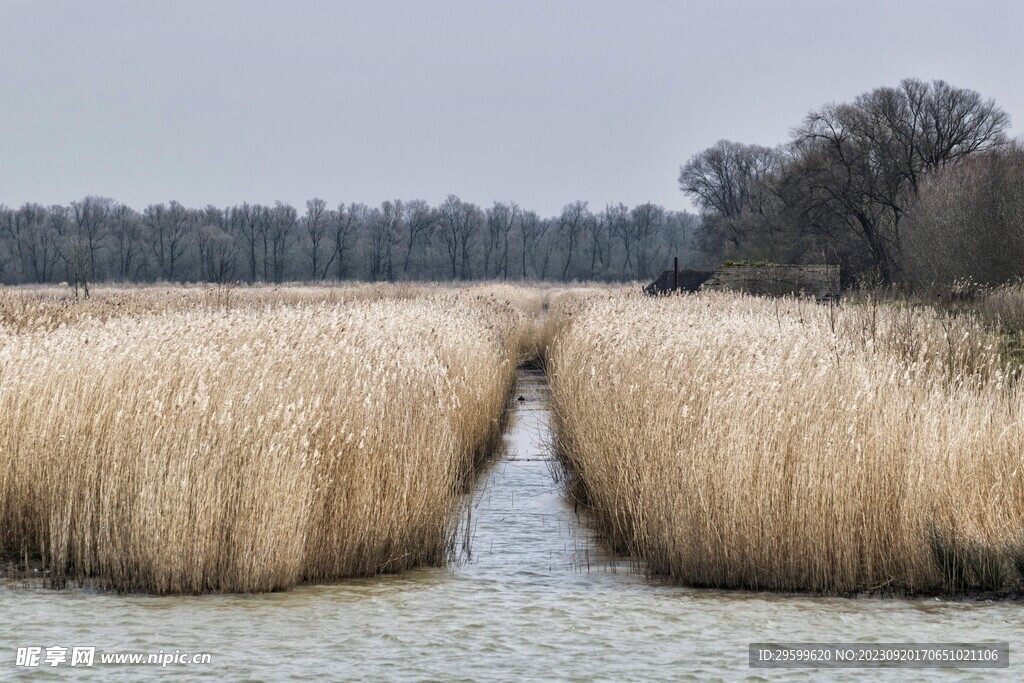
[2,0,1022,216]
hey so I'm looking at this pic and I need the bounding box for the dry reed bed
[0,281,630,336]
[0,291,523,593]
[548,292,1024,594]
[0,282,445,333]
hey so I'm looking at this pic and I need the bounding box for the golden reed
[549,292,1024,594]
[0,286,527,594]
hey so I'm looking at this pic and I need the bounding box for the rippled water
[2,367,1023,680]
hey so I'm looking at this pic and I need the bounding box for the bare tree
[606,203,639,277]
[46,205,72,283]
[586,208,614,279]
[26,204,57,282]
[556,201,589,280]
[144,201,193,281]
[438,195,482,279]
[324,202,364,280]
[519,210,549,280]
[268,201,297,283]
[197,214,238,283]
[630,202,665,280]
[109,203,144,280]
[679,140,786,255]
[235,203,264,282]
[71,196,112,281]
[367,200,403,281]
[257,205,273,281]
[485,201,519,279]
[401,199,436,278]
[303,198,329,280]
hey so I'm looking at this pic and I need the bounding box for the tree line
[0,196,710,287]
[679,78,1017,288]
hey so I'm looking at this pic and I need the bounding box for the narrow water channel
[457,366,634,580]
[2,366,1024,680]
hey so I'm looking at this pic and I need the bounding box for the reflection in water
[1,368,1022,681]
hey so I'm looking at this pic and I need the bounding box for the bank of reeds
[548,292,1024,594]
[0,282,444,333]
[0,290,523,593]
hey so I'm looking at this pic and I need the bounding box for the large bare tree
[679,140,786,255]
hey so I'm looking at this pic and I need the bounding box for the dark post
[673,256,679,293]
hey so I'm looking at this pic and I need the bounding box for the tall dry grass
[0,282,446,333]
[548,292,1024,594]
[0,288,525,593]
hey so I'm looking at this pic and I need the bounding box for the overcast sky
[2,0,1022,216]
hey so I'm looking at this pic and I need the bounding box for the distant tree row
[0,197,711,286]
[679,78,1015,287]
